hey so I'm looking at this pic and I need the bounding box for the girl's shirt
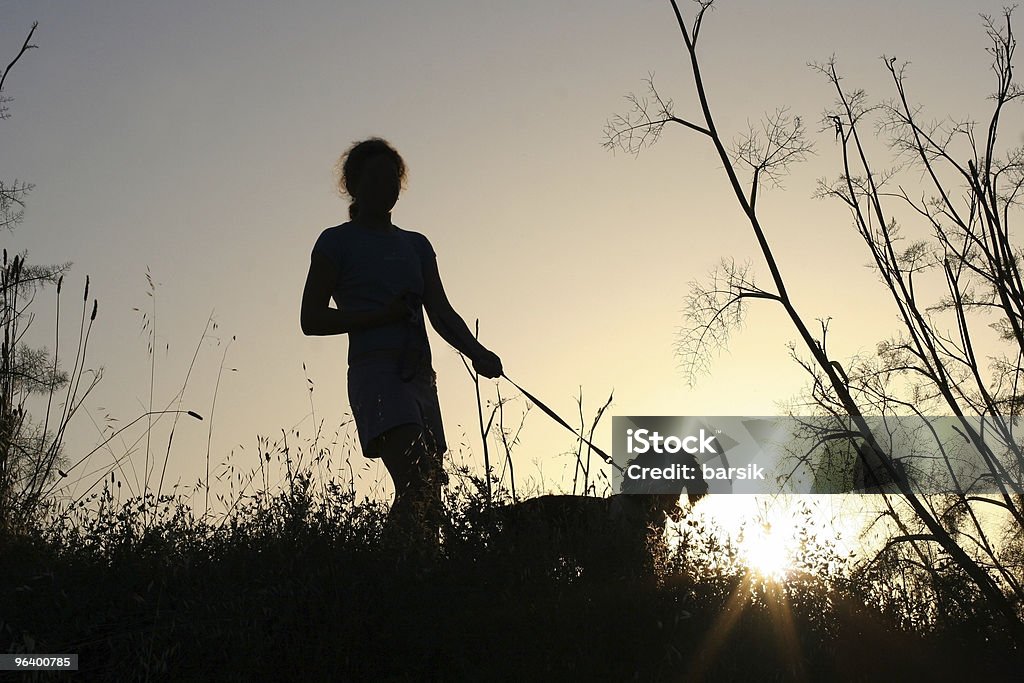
[312,221,434,369]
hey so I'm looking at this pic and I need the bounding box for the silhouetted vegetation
[1,443,1020,681]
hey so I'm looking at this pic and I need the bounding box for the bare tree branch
[0,21,38,120]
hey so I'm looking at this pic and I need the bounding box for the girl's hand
[381,290,417,325]
[473,348,503,379]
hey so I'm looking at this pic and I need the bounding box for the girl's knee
[379,423,448,491]
[378,423,424,467]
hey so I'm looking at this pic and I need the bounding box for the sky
[2,0,1018,513]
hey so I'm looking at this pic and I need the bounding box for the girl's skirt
[346,356,447,459]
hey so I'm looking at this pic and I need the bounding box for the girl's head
[335,137,408,220]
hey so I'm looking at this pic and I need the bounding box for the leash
[500,371,625,474]
[399,290,624,473]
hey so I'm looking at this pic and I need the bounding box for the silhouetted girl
[301,137,502,560]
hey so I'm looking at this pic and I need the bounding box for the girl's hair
[334,137,408,220]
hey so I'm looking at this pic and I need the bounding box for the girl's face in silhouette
[354,154,401,214]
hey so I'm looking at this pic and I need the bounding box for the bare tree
[0,22,38,234]
[605,0,1024,640]
[0,22,99,538]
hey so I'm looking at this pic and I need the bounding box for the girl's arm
[420,250,502,377]
[301,251,405,335]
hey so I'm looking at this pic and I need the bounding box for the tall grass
[3,432,1018,680]
[1,256,98,540]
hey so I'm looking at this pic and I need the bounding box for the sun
[739,521,792,580]
[669,495,859,582]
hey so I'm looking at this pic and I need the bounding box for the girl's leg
[376,422,445,558]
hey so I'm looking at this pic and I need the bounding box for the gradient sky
[2,0,1016,510]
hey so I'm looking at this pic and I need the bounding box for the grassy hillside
[1,468,1020,681]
